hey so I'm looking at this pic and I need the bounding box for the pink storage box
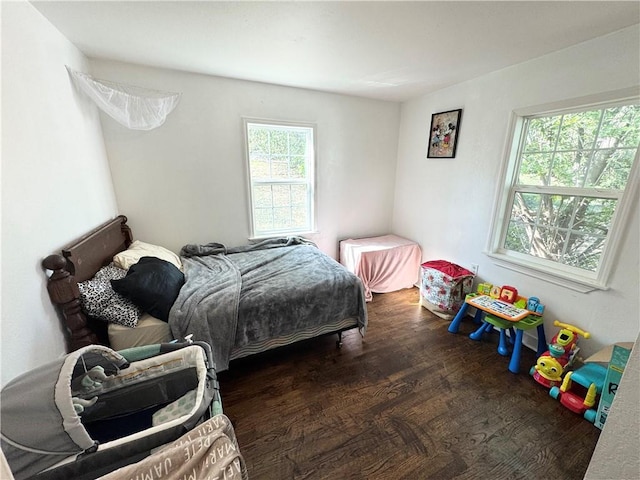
[420,260,474,319]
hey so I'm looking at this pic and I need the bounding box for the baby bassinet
[1,341,221,480]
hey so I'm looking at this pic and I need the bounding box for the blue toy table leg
[535,324,547,356]
[508,329,525,374]
[497,328,510,356]
[448,302,469,333]
[472,308,484,325]
[469,321,491,341]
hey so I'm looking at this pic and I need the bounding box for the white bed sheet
[108,313,172,350]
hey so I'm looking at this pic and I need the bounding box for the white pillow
[113,240,182,271]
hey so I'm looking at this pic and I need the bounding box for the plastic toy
[477,283,492,296]
[70,365,108,393]
[549,362,608,423]
[530,320,590,389]
[526,296,545,315]
[72,396,98,414]
[499,285,518,303]
[513,296,527,309]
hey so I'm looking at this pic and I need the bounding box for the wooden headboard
[42,215,132,352]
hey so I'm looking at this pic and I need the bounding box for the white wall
[393,25,640,361]
[89,60,400,258]
[0,1,118,386]
[1,1,635,384]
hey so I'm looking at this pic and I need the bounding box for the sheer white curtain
[67,66,181,130]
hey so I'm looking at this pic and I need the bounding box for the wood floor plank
[219,287,601,479]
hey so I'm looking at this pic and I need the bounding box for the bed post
[42,254,99,352]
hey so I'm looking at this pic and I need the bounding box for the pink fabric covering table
[340,235,422,302]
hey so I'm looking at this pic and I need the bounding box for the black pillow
[111,256,185,322]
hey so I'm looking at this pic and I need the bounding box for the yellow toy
[535,356,565,383]
[477,283,492,296]
[530,320,590,388]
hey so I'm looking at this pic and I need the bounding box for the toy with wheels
[530,320,589,388]
[549,362,608,423]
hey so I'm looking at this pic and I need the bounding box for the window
[244,120,316,237]
[489,95,639,291]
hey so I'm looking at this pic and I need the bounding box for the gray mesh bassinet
[1,341,221,480]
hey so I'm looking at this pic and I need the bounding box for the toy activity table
[448,294,538,330]
[448,294,547,374]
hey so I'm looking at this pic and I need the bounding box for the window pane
[512,191,541,217]
[273,207,291,227]
[290,155,306,179]
[254,208,273,231]
[291,184,307,206]
[535,226,564,262]
[546,194,575,230]
[599,105,640,149]
[291,206,308,228]
[556,111,600,151]
[563,233,604,272]
[589,148,635,189]
[524,116,560,153]
[289,131,307,155]
[518,153,551,185]
[253,185,273,207]
[549,151,579,187]
[271,159,289,179]
[272,185,291,207]
[248,127,269,155]
[504,219,532,252]
[250,157,270,179]
[571,198,616,235]
[270,130,288,155]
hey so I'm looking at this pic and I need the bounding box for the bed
[42,215,367,371]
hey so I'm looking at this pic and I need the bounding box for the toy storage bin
[420,260,474,320]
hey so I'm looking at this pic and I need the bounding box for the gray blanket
[169,238,367,371]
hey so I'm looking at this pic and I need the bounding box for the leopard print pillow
[78,263,142,328]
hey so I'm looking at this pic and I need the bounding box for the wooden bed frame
[42,215,132,352]
[43,215,364,359]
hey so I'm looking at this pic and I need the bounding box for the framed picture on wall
[427,108,462,158]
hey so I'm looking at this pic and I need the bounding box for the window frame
[243,118,317,238]
[486,88,640,292]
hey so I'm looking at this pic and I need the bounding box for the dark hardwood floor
[218,288,601,479]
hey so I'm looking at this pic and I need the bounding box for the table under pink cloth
[340,235,422,302]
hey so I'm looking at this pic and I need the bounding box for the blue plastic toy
[549,362,608,423]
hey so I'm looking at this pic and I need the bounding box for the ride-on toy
[549,362,608,423]
[530,320,589,389]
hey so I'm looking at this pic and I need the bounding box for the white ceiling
[31,1,640,102]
